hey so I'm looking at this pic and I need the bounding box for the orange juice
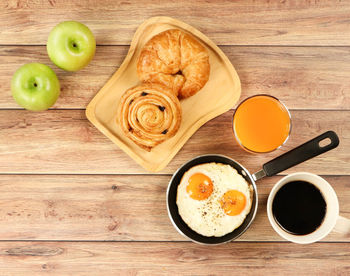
[233,95,291,153]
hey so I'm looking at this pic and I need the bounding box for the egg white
[176,162,252,237]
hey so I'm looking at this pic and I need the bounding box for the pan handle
[261,131,339,177]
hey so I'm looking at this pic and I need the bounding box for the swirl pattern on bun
[117,83,182,151]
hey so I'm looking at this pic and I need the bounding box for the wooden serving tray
[86,16,241,172]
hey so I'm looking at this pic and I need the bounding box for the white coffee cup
[267,172,350,244]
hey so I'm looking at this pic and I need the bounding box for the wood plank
[0,175,349,242]
[1,0,350,46]
[0,110,349,175]
[1,46,350,109]
[0,46,127,109]
[0,241,349,275]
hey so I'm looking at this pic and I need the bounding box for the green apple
[47,21,96,71]
[11,63,60,111]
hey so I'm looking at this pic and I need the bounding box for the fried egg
[176,162,252,237]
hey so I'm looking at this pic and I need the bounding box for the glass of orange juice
[232,95,291,153]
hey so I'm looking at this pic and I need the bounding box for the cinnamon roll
[117,83,182,151]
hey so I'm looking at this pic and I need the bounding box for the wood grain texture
[1,46,350,109]
[0,241,349,275]
[0,110,348,175]
[0,174,348,242]
[1,0,350,46]
[1,1,350,273]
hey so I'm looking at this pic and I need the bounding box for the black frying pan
[166,131,339,245]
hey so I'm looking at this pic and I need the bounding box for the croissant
[117,83,182,151]
[137,29,210,99]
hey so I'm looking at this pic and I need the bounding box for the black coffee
[272,181,326,235]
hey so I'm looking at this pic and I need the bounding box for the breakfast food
[11,63,60,111]
[137,29,210,99]
[176,163,252,237]
[117,83,182,151]
[233,95,291,153]
[117,29,211,151]
[47,21,96,72]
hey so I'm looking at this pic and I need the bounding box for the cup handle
[333,216,350,235]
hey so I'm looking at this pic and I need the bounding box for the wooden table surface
[1,1,350,275]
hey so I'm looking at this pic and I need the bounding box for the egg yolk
[220,190,246,216]
[186,173,213,200]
